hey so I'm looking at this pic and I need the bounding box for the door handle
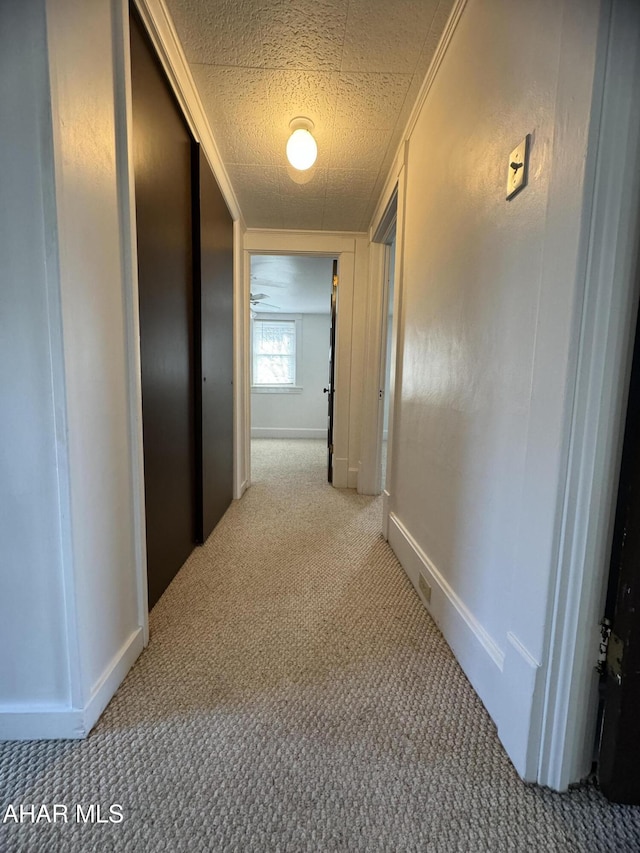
[323,387,330,393]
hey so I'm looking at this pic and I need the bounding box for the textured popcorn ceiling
[166,0,455,231]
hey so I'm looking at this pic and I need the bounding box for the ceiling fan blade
[250,279,287,289]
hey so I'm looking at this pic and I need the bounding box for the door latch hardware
[596,617,611,676]
[606,631,624,685]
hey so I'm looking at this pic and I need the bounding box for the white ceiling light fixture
[286,117,317,171]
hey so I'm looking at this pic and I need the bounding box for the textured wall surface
[399,0,562,648]
[0,0,72,710]
[165,0,455,230]
[390,0,603,777]
[46,0,141,700]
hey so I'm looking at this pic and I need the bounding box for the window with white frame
[252,315,302,389]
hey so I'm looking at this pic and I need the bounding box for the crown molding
[369,0,468,236]
[133,0,244,225]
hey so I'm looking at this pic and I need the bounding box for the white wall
[252,314,330,438]
[384,0,606,781]
[46,0,144,712]
[0,0,74,719]
[0,0,244,740]
[0,0,145,739]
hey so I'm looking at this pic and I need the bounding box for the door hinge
[596,617,611,676]
[333,274,339,288]
[329,443,334,454]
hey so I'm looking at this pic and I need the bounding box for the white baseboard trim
[0,627,144,741]
[382,490,391,539]
[251,428,326,439]
[0,708,86,741]
[332,456,349,489]
[348,466,359,489]
[498,630,543,781]
[387,512,504,725]
[387,511,544,779]
[83,627,144,735]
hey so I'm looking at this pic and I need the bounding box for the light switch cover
[506,135,530,200]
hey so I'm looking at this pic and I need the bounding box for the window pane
[253,319,297,385]
[255,354,295,385]
[255,321,295,355]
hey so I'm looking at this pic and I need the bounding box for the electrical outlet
[418,574,432,604]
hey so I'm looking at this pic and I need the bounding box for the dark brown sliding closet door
[130,11,196,608]
[193,146,234,542]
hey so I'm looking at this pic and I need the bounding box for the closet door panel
[130,11,196,608]
[194,148,234,542]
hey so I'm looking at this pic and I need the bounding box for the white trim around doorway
[242,231,362,490]
[536,0,640,790]
[363,146,408,540]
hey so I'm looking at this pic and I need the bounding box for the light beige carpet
[1,439,639,852]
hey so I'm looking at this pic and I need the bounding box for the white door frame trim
[243,230,360,489]
[234,222,250,498]
[357,239,387,496]
[114,0,148,644]
[364,147,408,537]
[537,0,640,790]
[358,195,397,497]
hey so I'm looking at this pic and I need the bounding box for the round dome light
[285,118,318,171]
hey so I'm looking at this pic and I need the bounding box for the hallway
[1,441,639,851]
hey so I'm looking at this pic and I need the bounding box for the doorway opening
[249,254,338,486]
[360,185,400,506]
